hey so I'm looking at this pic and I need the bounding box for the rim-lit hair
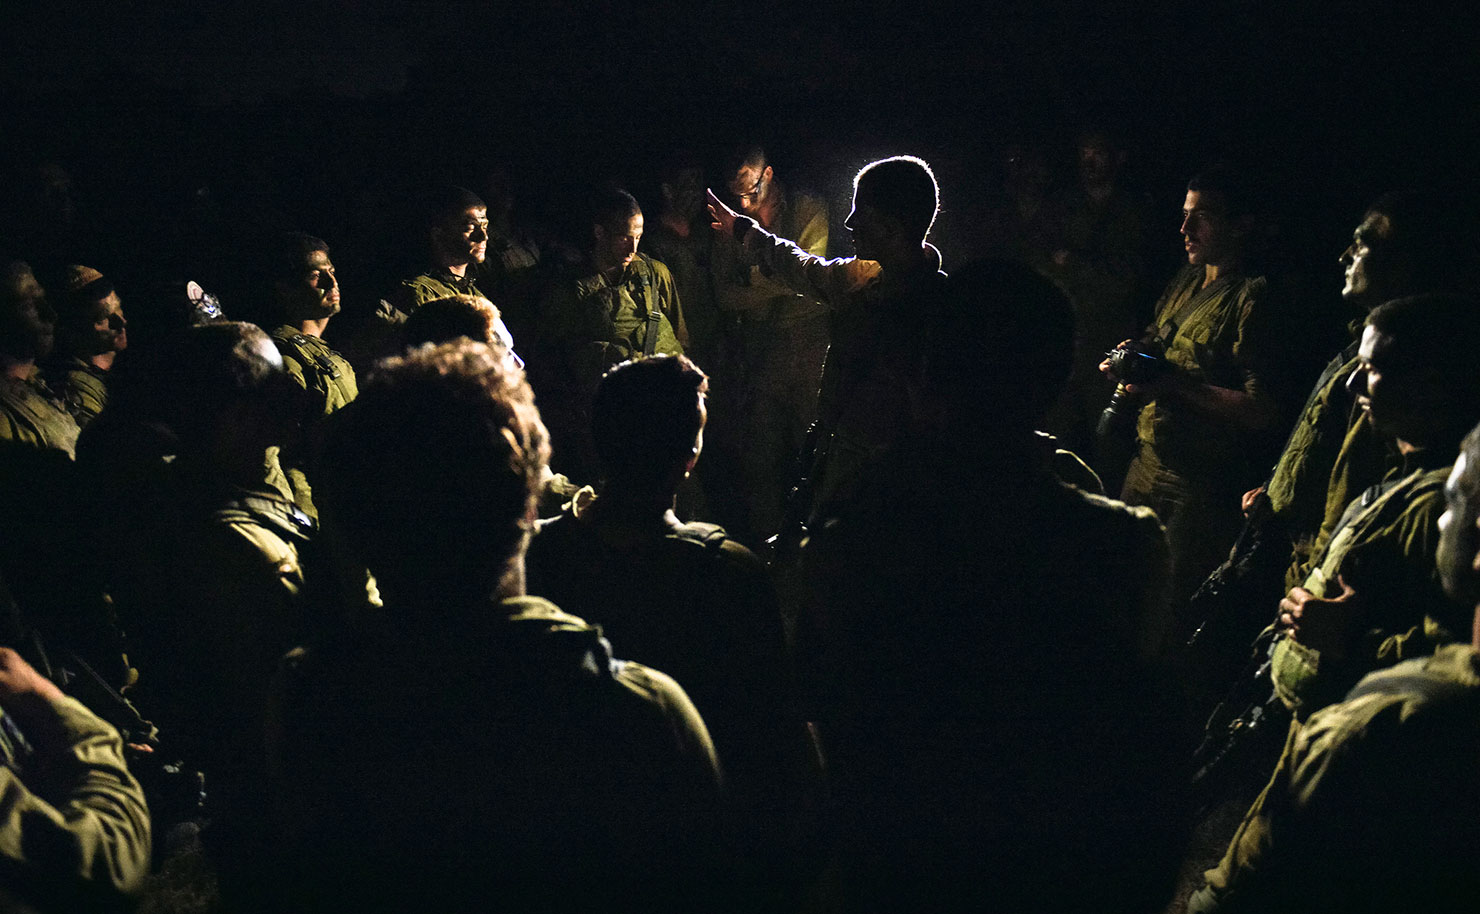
[853,155,940,240]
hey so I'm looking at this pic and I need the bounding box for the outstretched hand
[707,188,737,236]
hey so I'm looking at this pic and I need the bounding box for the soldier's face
[1438,452,1480,606]
[845,193,889,261]
[728,164,771,217]
[436,206,489,267]
[1340,211,1397,306]
[1180,190,1243,267]
[279,249,340,319]
[0,263,55,360]
[87,291,128,355]
[1347,325,1433,444]
[594,213,643,273]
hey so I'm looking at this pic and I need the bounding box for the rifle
[1189,626,1291,818]
[766,420,827,568]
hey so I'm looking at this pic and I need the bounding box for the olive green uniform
[709,187,831,541]
[269,326,358,518]
[537,254,686,478]
[0,694,151,909]
[1193,643,1480,914]
[1290,412,1396,589]
[43,356,109,429]
[1269,447,1461,718]
[0,371,80,458]
[342,269,486,371]
[1121,265,1280,609]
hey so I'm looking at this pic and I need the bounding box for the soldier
[1191,415,1480,914]
[265,340,723,914]
[0,259,78,457]
[263,232,358,518]
[525,354,824,908]
[539,187,687,480]
[1267,293,1480,719]
[343,186,490,369]
[1099,164,1287,620]
[80,322,314,815]
[706,155,948,531]
[708,146,832,545]
[43,264,127,428]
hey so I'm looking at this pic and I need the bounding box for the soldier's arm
[793,193,830,259]
[653,260,689,349]
[0,648,151,900]
[707,189,877,309]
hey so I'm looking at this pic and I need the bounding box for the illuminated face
[1340,211,1397,306]
[284,249,340,319]
[595,213,643,273]
[1347,324,1430,443]
[727,163,772,217]
[87,290,128,354]
[0,262,55,360]
[436,206,489,267]
[1438,451,1480,605]
[1180,189,1243,267]
[844,191,889,262]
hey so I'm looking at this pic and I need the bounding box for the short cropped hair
[1186,163,1261,220]
[1366,293,1480,431]
[854,155,940,241]
[158,321,285,444]
[590,187,642,234]
[318,340,549,600]
[421,185,486,229]
[404,294,505,348]
[592,355,708,487]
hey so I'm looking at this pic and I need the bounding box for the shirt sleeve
[737,218,881,310]
[0,695,151,898]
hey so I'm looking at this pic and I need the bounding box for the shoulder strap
[1345,666,1474,706]
[215,493,318,544]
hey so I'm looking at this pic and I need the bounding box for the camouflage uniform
[1194,643,1480,914]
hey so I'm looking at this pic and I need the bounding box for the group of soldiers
[1,138,1480,914]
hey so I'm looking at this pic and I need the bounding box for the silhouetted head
[154,321,292,457]
[0,259,55,362]
[1341,190,1479,308]
[403,293,520,367]
[1348,293,1480,449]
[592,354,708,492]
[318,340,549,605]
[590,187,643,274]
[847,155,940,261]
[923,259,1074,439]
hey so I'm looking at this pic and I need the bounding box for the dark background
[2,0,1476,322]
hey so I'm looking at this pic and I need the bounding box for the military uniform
[0,694,151,909]
[0,370,80,458]
[537,254,686,478]
[1269,446,1461,718]
[269,326,358,518]
[341,269,486,371]
[710,187,831,542]
[42,355,109,429]
[265,594,724,914]
[1194,643,1480,914]
[1121,265,1281,608]
[732,216,946,519]
[1292,411,1396,589]
[526,508,823,904]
